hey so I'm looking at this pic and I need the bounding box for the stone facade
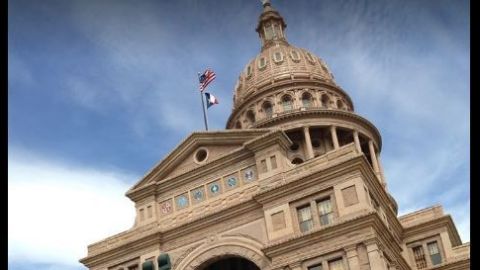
[80,2,469,270]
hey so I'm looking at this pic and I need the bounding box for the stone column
[353,130,362,154]
[345,246,360,270]
[366,243,388,270]
[368,140,380,175]
[303,126,315,160]
[330,126,340,150]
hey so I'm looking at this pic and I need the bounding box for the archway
[197,256,260,270]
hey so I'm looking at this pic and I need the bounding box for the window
[139,208,145,221]
[264,23,274,40]
[291,157,304,165]
[270,155,277,169]
[336,99,344,110]
[273,51,283,63]
[260,159,268,173]
[321,94,330,108]
[263,102,273,118]
[273,23,281,39]
[427,242,442,265]
[290,142,300,151]
[291,50,300,61]
[305,52,316,64]
[258,57,267,69]
[235,121,242,129]
[317,198,333,226]
[246,65,252,76]
[412,246,427,269]
[328,258,344,270]
[302,92,312,108]
[308,264,322,270]
[246,110,255,123]
[128,265,138,270]
[282,95,293,111]
[297,205,314,232]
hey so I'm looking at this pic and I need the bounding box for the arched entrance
[197,256,260,270]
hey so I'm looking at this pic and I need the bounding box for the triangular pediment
[128,129,272,193]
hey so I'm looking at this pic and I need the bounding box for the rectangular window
[307,264,322,270]
[139,208,145,221]
[328,258,344,270]
[317,198,333,226]
[297,205,314,233]
[260,159,268,173]
[412,246,427,269]
[427,241,442,265]
[147,205,152,218]
[270,155,277,170]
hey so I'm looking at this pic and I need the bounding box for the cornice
[402,215,462,246]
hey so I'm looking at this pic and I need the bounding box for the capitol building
[80,2,470,270]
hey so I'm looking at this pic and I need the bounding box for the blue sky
[8,0,469,269]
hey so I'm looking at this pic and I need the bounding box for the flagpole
[197,72,209,131]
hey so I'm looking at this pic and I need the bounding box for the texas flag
[205,92,219,108]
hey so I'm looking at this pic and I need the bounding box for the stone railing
[451,242,470,260]
[398,205,444,228]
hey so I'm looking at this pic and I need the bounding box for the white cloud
[8,149,138,268]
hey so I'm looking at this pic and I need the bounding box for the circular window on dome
[273,51,284,64]
[305,52,316,64]
[290,50,301,62]
[290,142,300,151]
[258,57,267,70]
[194,148,209,164]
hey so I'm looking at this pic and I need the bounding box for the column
[345,246,360,270]
[353,130,362,154]
[330,125,340,149]
[368,140,380,175]
[303,126,315,159]
[366,243,388,270]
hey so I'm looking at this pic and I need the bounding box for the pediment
[128,129,272,193]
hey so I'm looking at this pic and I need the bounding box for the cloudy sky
[8,0,469,269]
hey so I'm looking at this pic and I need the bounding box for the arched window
[235,121,242,129]
[291,158,304,165]
[321,94,330,108]
[290,50,300,61]
[258,57,267,69]
[305,52,316,64]
[246,65,252,76]
[273,51,283,63]
[301,92,313,108]
[262,102,273,118]
[336,99,344,110]
[282,95,293,111]
[246,110,255,123]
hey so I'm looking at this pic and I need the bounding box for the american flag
[199,69,216,91]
